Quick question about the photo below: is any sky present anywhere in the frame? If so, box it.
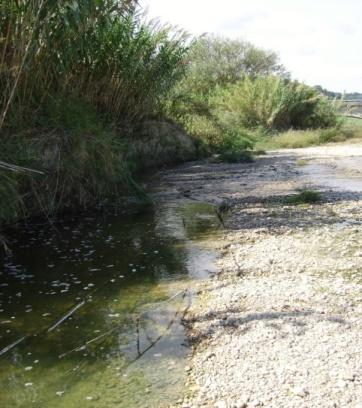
[141,0,362,93]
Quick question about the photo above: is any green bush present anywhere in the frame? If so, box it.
[214,127,254,162]
[166,37,338,156]
[211,76,339,132]
[164,35,288,154]
[0,172,25,224]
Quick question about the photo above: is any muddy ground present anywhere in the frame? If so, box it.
[158,143,362,408]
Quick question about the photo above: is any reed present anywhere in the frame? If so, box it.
[0,1,188,228]
[0,0,187,130]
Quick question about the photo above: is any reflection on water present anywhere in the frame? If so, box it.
[0,201,220,407]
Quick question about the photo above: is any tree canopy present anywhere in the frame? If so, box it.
[184,34,289,95]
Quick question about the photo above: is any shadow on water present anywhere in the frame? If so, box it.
[0,200,220,407]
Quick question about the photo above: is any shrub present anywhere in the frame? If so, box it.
[164,35,288,153]
[211,76,339,131]
[214,127,254,162]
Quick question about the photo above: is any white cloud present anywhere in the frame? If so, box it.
[141,0,362,92]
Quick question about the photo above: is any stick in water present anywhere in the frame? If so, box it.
[47,301,85,332]
[0,336,27,357]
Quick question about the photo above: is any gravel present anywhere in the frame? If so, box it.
[169,144,362,408]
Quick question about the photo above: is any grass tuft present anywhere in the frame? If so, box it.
[219,150,254,163]
[284,190,322,205]
[296,159,309,166]
[255,123,362,150]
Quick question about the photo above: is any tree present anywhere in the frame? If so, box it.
[184,34,289,95]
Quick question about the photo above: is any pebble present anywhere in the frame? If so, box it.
[180,147,362,407]
[214,401,227,408]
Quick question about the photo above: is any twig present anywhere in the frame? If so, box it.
[141,289,186,313]
[136,316,141,356]
[0,336,27,356]
[58,327,120,359]
[57,290,190,361]
[47,301,85,333]
[126,290,190,367]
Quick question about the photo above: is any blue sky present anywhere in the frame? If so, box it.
[142,0,362,92]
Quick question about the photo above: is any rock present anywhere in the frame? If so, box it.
[292,386,309,397]
[233,398,249,408]
[214,401,227,408]
[203,352,216,362]
[341,372,356,381]
[249,400,263,407]
[335,379,348,388]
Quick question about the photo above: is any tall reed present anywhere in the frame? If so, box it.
[0,1,189,228]
[0,0,188,130]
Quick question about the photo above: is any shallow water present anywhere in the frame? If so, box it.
[302,157,362,192]
[0,201,220,407]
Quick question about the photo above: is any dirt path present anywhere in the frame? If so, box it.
[159,143,362,408]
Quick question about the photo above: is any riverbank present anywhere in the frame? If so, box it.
[162,143,362,407]
[0,119,199,239]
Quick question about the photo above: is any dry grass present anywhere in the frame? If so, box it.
[255,121,362,150]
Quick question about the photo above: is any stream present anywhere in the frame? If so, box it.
[0,198,220,407]
[300,153,362,193]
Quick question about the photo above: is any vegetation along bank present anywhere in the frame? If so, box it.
[1,0,361,235]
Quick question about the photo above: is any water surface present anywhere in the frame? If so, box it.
[301,156,362,193]
[0,200,219,407]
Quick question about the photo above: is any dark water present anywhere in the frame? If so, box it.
[0,201,220,407]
